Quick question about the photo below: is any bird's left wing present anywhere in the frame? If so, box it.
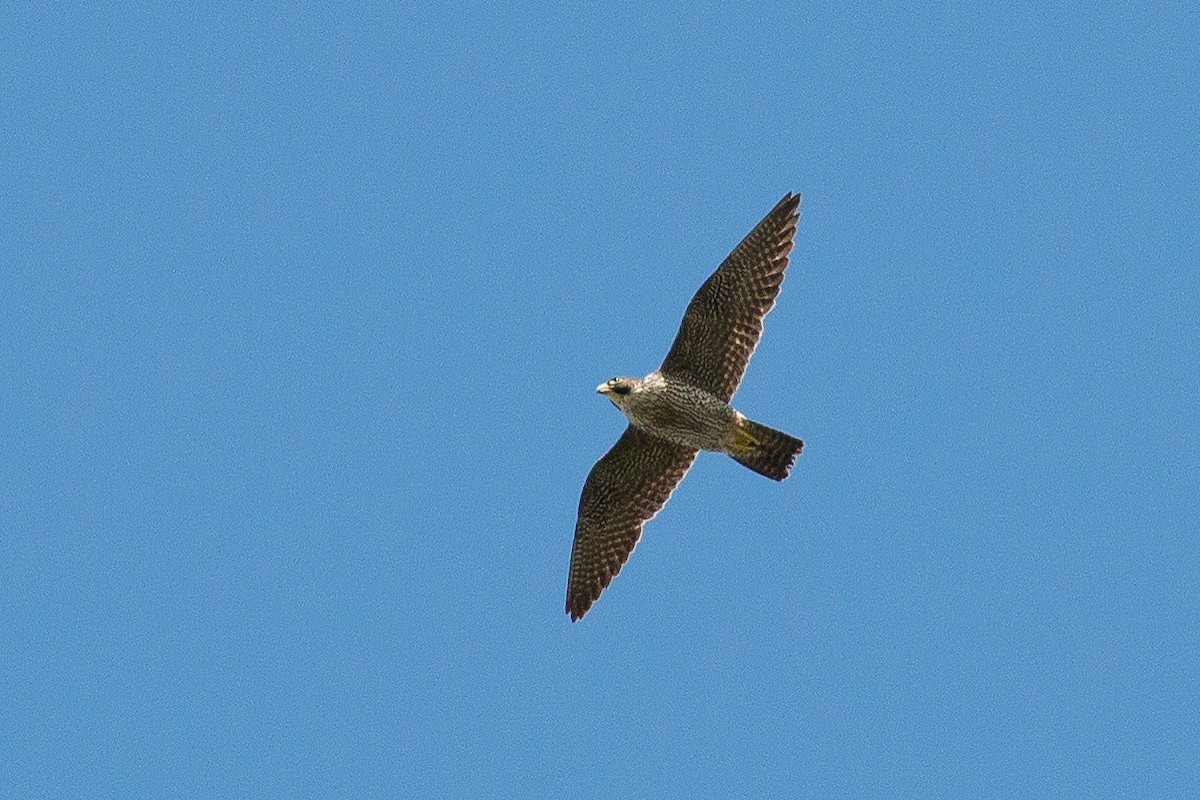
[659,192,801,402]
[566,426,697,621]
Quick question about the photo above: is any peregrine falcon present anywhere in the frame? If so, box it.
[566,192,804,621]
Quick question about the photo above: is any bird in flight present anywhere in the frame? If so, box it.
[566,193,804,621]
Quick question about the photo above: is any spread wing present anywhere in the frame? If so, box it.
[659,192,801,402]
[566,426,697,621]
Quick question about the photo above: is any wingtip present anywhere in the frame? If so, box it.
[565,584,594,622]
[566,600,589,622]
[778,191,802,216]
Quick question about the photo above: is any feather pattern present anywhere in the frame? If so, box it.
[659,193,801,402]
[566,426,696,621]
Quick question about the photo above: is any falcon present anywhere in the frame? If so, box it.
[566,192,804,621]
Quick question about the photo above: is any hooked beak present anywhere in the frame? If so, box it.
[596,382,611,395]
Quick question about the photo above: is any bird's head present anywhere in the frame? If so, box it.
[596,376,637,408]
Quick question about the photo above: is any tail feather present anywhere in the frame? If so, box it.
[728,418,803,481]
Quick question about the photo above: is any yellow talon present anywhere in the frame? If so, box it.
[730,422,761,451]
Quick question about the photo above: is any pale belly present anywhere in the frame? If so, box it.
[625,386,737,452]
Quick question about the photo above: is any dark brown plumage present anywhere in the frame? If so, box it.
[660,192,801,402]
[566,193,802,621]
[565,427,696,621]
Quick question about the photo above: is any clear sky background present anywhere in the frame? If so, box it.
[3,3,1198,798]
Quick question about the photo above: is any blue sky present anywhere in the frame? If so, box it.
[3,2,1198,797]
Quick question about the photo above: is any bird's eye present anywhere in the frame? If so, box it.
[612,384,630,396]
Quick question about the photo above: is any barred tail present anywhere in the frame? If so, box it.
[728,418,804,481]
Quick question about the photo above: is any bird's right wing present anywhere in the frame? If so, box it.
[659,193,801,402]
[566,426,697,621]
